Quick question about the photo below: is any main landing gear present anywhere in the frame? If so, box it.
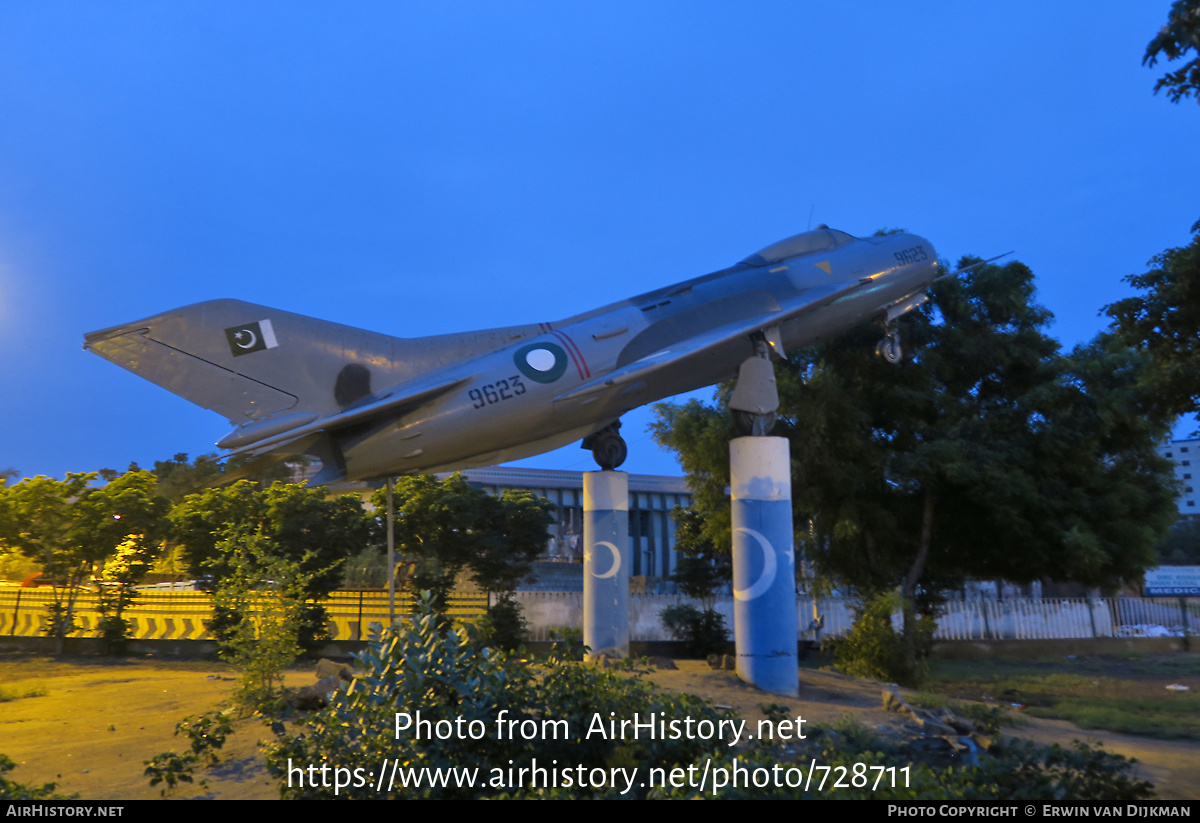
[583,420,627,471]
[729,331,780,437]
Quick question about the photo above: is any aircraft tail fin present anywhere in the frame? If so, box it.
[85,299,545,446]
[84,299,433,427]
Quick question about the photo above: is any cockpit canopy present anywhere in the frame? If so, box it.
[740,227,857,267]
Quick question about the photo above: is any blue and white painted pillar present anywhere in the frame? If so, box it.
[730,436,798,695]
[583,470,629,660]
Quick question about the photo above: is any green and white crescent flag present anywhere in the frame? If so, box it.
[224,319,278,357]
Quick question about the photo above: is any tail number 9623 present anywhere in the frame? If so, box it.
[893,245,928,265]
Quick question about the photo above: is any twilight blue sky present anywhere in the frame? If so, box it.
[1,2,1197,481]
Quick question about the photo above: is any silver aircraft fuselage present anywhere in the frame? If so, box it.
[85,227,937,484]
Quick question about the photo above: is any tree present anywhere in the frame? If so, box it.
[668,507,732,613]
[0,470,169,654]
[660,507,731,657]
[370,475,485,612]
[369,476,553,642]
[1105,223,1200,425]
[654,258,1176,683]
[149,453,225,505]
[149,452,309,505]
[1156,517,1200,565]
[171,480,369,650]
[209,528,316,709]
[1145,0,1200,104]
[469,489,555,597]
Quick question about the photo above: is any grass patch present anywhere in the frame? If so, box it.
[927,654,1200,740]
[0,683,47,702]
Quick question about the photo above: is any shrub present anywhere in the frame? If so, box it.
[660,603,729,658]
[651,724,1155,800]
[548,626,586,661]
[176,711,235,765]
[836,590,933,687]
[208,530,318,710]
[144,711,235,796]
[476,594,528,652]
[264,594,731,798]
[143,751,198,797]
[0,754,70,800]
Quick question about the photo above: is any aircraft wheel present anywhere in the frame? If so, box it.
[876,336,902,364]
[733,409,777,437]
[591,431,627,471]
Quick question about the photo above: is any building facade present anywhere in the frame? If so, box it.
[448,467,694,578]
[1157,439,1200,516]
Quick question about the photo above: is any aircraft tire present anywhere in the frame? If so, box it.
[591,431,627,471]
[733,409,777,437]
[876,336,902,364]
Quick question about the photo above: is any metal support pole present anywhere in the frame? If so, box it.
[1180,596,1191,651]
[356,589,364,642]
[387,477,396,626]
[731,436,799,696]
[11,587,21,636]
[583,470,629,660]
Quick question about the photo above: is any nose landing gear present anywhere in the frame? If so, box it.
[876,322,903,364]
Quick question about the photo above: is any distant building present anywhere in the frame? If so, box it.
[1156,439,1200,516]
[447,466,694,578]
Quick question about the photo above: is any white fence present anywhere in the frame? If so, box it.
[511,593,1198,642]
[2,587,1192,644]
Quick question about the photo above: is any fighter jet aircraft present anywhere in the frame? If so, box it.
[84,226,948,485]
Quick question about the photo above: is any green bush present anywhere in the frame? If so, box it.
[835,590,933,687]
[264,594,731,798]
[651,724,1155,800]
[476,595,528,653]
[0,754,70,800]
[548,626,586,660]
[209,530,318,710]
[143,751,198,797]
[176,711,235,765]
[660,603,729,658]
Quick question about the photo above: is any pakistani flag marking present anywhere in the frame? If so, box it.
[225,319,279,357]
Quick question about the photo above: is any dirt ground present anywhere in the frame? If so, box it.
[2,652,1198,800]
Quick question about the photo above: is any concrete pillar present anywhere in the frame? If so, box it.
[583,470,629,659]
[731,436,799,696]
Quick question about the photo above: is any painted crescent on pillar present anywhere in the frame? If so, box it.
[733,527,777,601]
[587,540,621,579]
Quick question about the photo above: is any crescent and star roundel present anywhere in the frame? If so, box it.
[513,341,569,383]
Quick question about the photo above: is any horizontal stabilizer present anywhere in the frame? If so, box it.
[223,374,471,455]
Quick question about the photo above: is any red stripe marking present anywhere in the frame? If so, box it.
[551,329,590,379]
[549,330,584,379]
